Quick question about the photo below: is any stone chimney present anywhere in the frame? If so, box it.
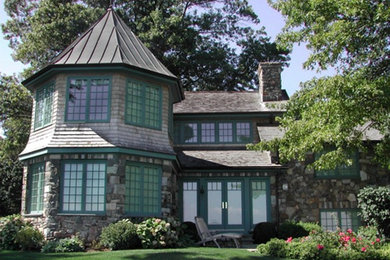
[258,62,288,102]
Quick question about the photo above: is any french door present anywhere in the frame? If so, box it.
[181,178,270,233]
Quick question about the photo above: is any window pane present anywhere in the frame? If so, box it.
[144,86,161,128]
[218,123,233,142]
[85,163,106,212]
[126,81,143,125]
[35,84,54,129]
[320,211,339,232]
[236,122,251,143]
[183,182,197,222]
[28,163,45,213]
[201,123,215,143]
[89,79,109,121]
[125,163,161,215]
[62,163,83,212]
[183,123,198,143]
[341,211,360,232]
[67,79,87,121]
[252,181,267,224]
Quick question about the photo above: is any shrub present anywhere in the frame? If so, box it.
[278,221,322,239]
[0,214,31,250]
[137,217,183,249]
[261,238,288,258]
[252,222,277,244]
[286,240,322,260]
[15,226,44,251]
[358,225,380,241]
[100,219,140,250]
[180,222,198,245]
[54,236,84,252]
[358,186,390,237]
[41,240,58,253]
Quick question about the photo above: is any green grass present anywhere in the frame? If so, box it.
[0,247,282,260]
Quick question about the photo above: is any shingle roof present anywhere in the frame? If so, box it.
[258,126,285,142]
[177,150,281,169]
[173,91,286,114]
[51,8,176,79]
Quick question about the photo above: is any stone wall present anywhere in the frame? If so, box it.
[277,150,390,223]
[258,62,288,102]
[22,152,177,242]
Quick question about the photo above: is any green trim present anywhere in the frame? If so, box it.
[175,121,253,144]
[315,150,360,179]
[26,162,45,214]
[59,160,107,215]
[65,76,112,123]
[23,65,177,89]
[19,147,176,161]
[34,82,55,130]
[125,79,162,130]
[125,161,162,217]
[182,168,284,173]
[319,209,361,232]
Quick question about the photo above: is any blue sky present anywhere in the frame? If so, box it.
[0,0,335,96]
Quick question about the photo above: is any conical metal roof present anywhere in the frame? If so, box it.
[51,7,176,79]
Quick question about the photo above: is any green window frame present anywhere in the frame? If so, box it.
[320,209,361,232]
[65,77,111,122]
[315,150,359,179]
[27,163,45,214]
[125,79,162,129]
[60,161,106,214]
[125,162,162,216]
[34,83,54,130]
[175,121,252,144]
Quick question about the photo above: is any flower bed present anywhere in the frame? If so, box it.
[257,226,389,259]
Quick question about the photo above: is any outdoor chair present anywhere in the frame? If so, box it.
[194,216,243,248]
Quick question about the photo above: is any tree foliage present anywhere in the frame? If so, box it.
[0,75,32,216]
[250,0,390,170]
[2,0,289,90]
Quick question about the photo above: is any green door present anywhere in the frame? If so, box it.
[181,178,270,233]
[206,180,243,230]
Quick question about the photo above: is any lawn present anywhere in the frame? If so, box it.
[0,247,282,260]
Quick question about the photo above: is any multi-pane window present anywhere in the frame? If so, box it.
[320,209,360,232]
[125,163,161,216]
[125,80,162,129]
[34,83,54,129]
[66,78,110,122]
[61,162,106,213]
[175,121,251,144]
[218,123,233,142]
[315,150,359,178]
[201,123,215,143]
[27,163,45,214]
[182,182,198,222]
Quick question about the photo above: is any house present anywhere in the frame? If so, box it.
[19,8,390,242]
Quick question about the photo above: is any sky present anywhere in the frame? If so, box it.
[0,0,335,96]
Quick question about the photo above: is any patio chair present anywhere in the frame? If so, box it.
[194,216,243,248]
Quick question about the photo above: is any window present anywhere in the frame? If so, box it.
[175,121,252,144]
[315,150,359,178]
[182,182,198,222]
[35,83,54,129]
[27,163,45,214]
[66,78,111,122]
[125,163,161,216]
[125,80,162,129]
[320,209,360,232]
[61,162,106,214]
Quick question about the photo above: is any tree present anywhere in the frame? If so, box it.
[250,0,390,170]
[0,75,32,216]
[2,0,289,90]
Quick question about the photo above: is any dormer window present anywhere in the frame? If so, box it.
[34,83,54,130]
[125,79,162,129]
[65,77,111,122]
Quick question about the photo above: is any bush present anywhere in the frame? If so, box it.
[252,222,277,244]
[0,214,31,250]
[54,236,84,252]
[358,225,380,241]
[137,217,183,249]
[181,222,198,244]
[358,186,390,237]
[257,238,288,258]
[15,226,44,251]
[278,221,322,239]
[41,240,58,253]
[100,219,140,250]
